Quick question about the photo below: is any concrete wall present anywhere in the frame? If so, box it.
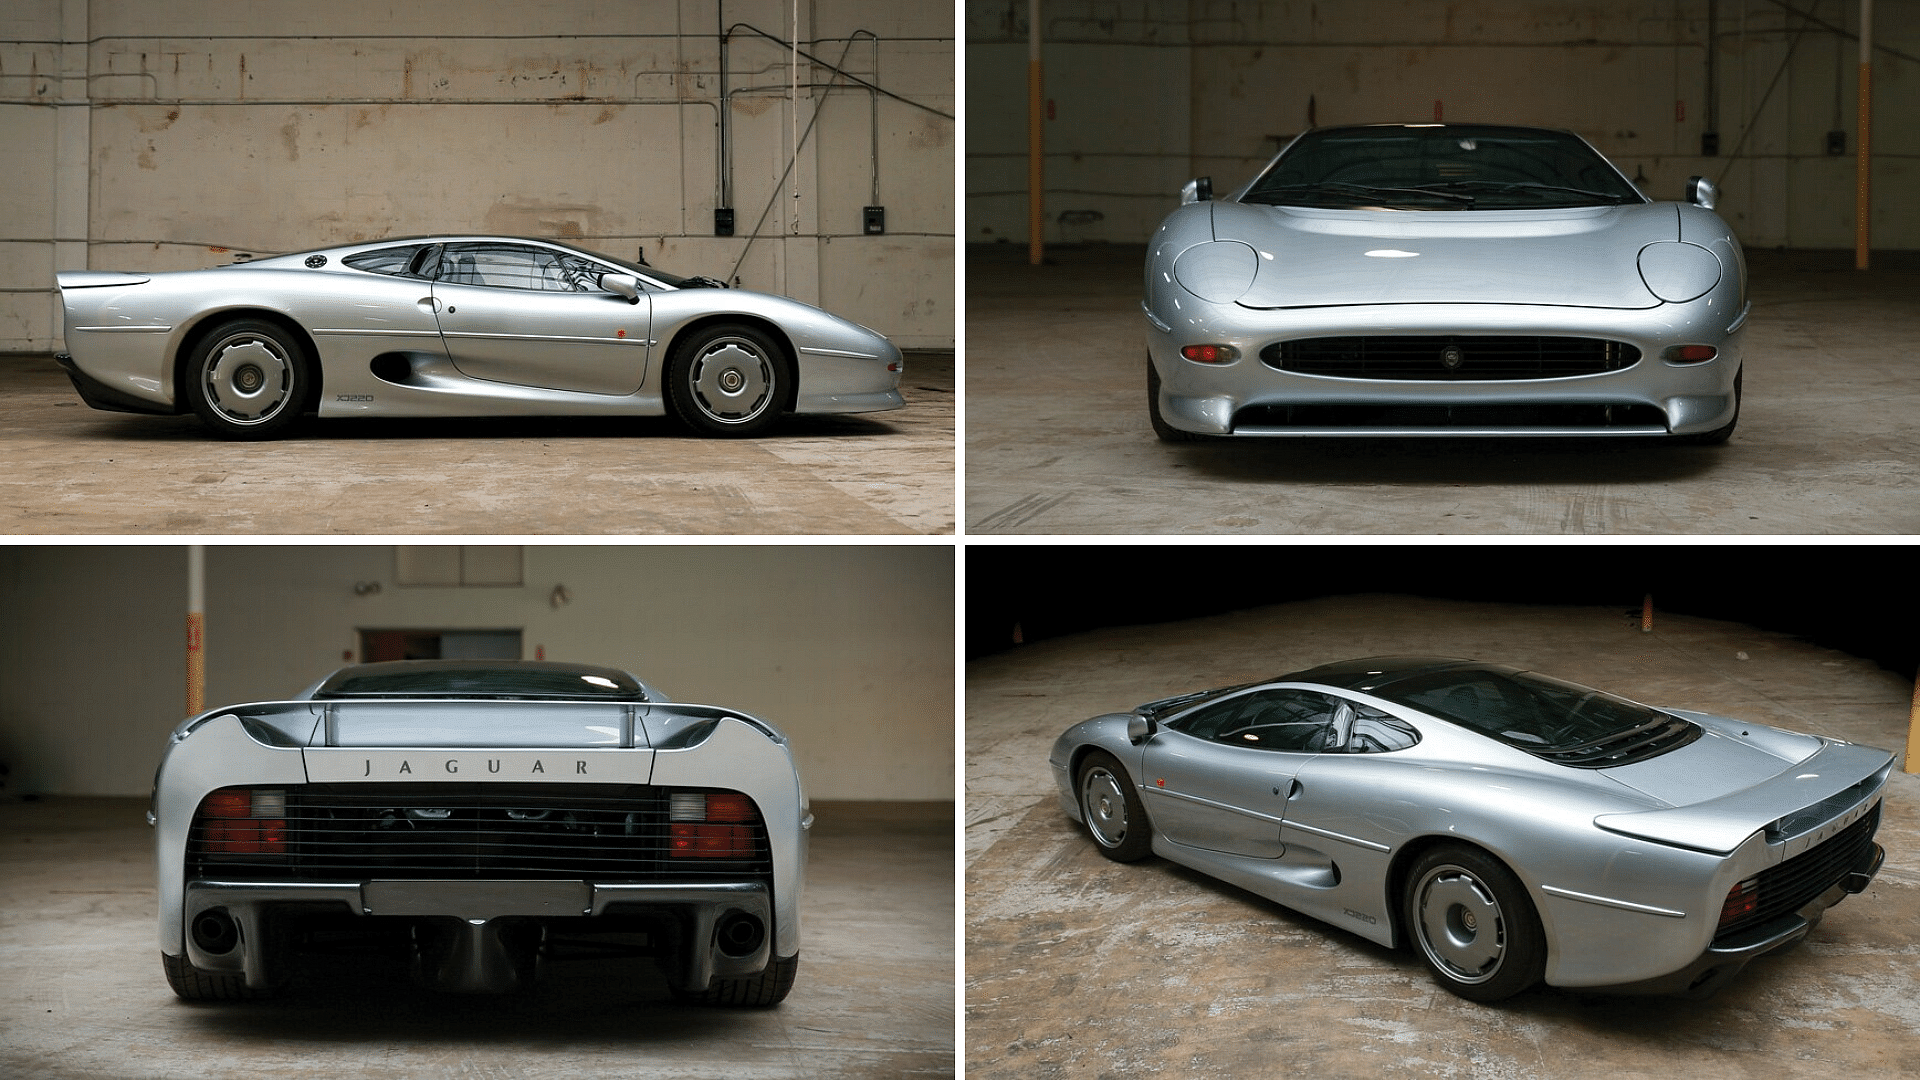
[967,0,1918,250]
[1,0,955,351]
[0,545,955,801]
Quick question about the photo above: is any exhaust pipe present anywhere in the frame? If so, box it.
[191,909,239,955]
[716,912,765,958]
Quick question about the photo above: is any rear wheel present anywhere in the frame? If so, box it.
[1077,751,1153,861]
[673,953,798,1007]
[161,952,282,1002]
[183,319,313,440]
[1682,366,1741,445]
[1403,844,1545,1002]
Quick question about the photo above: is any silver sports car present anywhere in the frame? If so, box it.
[56,236,904,439]
[153,660,809,1004]
[1050,657,1889,1001]
[1145,124,1747,443]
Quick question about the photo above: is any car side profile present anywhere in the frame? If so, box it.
[1051,657,1888,1001]
[57,236,904,439]
[153,660,809,1004]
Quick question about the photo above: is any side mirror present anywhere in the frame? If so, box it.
[1127,713,1158,745]
[1180,176,1213,206]
[604,273,641,304]
[1686,176,1717,210]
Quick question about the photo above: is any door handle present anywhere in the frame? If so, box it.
[416,297,440,313]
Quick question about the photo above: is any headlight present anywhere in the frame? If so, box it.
[1173,241,1259,303]
[1638,242,1721,303]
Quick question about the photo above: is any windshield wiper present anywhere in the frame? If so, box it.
[1247,181,1476,207]
[1414,180,1630,205]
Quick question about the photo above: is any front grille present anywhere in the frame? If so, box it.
[188,783,771,883]
[1539,716,1702,768]
[1231,402,1668,430]
[1715,802,1880,943]
[1263,336,1641,380]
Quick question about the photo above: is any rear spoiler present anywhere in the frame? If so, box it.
[1594,740,1894,854]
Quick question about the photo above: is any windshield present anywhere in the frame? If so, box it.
[313,662,649,701]
[1241,125,1646,211]
[1367,665,1670,752]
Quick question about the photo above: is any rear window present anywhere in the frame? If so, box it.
[314,665,648,701]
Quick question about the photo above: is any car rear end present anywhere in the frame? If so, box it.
[155,698,807,1003]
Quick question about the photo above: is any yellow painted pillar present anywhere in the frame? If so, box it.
[186,545,205,717]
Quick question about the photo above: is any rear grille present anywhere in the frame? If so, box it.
[1715,802,1880,943]
[1262,336,1641,380]
[1231,402,1668,430]
[1539,717,1702,768]
[188,784,771,883]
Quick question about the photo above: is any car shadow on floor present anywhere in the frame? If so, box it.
[1159,436,1729,486]
[71,412,904,443]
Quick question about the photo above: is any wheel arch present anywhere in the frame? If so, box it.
[661,313,800,412]
[171,308,324,413]
[1382,834,1550,955]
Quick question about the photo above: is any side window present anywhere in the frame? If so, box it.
[343,245,428,277]
[1343,704,1420,754]
[439,244,606,292]
[1171,689,1340,753]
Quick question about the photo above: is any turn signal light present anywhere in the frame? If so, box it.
[1718,878,1759,928]
[669,791,760,858]
[1662,344,1719,363]
[199,787,287,855]
[1180,344,1240,364]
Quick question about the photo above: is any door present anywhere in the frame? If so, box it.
[429,242,652,396]
[1139,687,1342,859]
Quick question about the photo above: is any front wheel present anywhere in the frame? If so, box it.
[1147,355,1205,442]
[667,324,790,437]
[1077,751,1153,861]
[1681,366,1741,446]
[1403,844,1545,1002]
[183,319,313,440]
[161,952,282,1002]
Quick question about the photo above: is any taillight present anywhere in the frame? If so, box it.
[1180,344,1240,364]
[1719,877,1759,928]
[668,791,759,858]
[198,787,287,855]
[1662,344,1718,363]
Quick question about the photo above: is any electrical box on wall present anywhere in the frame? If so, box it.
[1701,131,1719,156]
[1827,130,1846,156]
[715,208,735,236]
[864,206,886,235]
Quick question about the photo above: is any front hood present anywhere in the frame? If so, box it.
[1213,200,1678,310]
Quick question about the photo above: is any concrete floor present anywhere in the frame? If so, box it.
[964,245,1920,534]
[0,800,954,1079]
[966,592,1920,1078]
[0,351,953,535]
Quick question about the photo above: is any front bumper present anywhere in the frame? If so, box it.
[1595,841,1885,998]
[1145,300,1746,438]
[181,878,775,993]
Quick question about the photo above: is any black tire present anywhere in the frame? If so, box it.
[1148,354,1204,442]
[1403,844,1546,1002]
[1682,366,1741,446]
[161,951,281,1002]
[1076,750,1154,862]
[673,953,798,1007]
[182,318,313,440]
[666,324,790,437]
